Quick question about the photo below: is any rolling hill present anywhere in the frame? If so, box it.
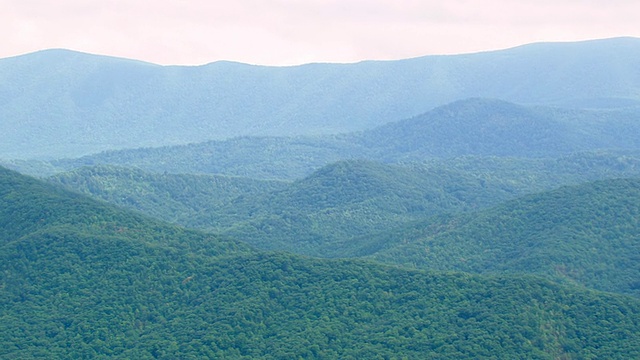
[368,178,640,297]
[358,98,640,159]
[3,166,640,358]
[0,166,250,258]
[49,153,640,258]
[2,37,640,159]
[49,165,288,226]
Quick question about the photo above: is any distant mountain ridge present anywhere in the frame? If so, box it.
[359,98,640,159]
[2,37,640,159]
[46,98,640,180]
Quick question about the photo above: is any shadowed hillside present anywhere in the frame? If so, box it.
[49,165,288,225]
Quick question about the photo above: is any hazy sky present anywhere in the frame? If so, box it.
[3,0,639,65]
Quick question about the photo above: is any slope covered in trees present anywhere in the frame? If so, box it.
[49,165,287,225]
[368,178,640,297]
[49,154,640,258]
[2,166,640,359]
[0,167,248,257]
[2,37,640,159]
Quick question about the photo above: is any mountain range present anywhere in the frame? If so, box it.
[3,166,640,358]
[2,37,640,159]
[31,98,640,182]
[4,37,640,358]
[49,153,640,258]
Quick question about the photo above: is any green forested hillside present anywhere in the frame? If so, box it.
[50,153,640,258]
[49,165,288,225]
[3,167,640,358]
[358,98,573,158]
[47,99,640,181]
[0,166,248,257]
[2,37,640,159]
[5,248,640,359]
[369,178,640,297]
[0,158,61,178]
[216,160,487,255]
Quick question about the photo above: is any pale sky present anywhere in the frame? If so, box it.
[3,0,640,66]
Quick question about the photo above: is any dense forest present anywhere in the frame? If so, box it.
[3,166,640,358]
[367,178,640,296]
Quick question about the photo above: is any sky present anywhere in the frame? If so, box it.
[3,0,640,66]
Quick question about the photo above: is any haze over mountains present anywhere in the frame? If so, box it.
[37,98,640,181]
[4,37,640,357]
[2,37,640,159]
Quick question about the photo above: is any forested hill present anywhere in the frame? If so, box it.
[47,99,640,180]
[357,98,640,159]
[49,154,640,258]
[3,166,640,358]
[0,166,250,257]
[369,177,640,297]
[2,37,640,159]
[49,165,288,225]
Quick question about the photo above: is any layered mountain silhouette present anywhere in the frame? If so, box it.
[5,36,640,358]
[44,98,640,180]
[50,153,640,258]
[2,37,640,159]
